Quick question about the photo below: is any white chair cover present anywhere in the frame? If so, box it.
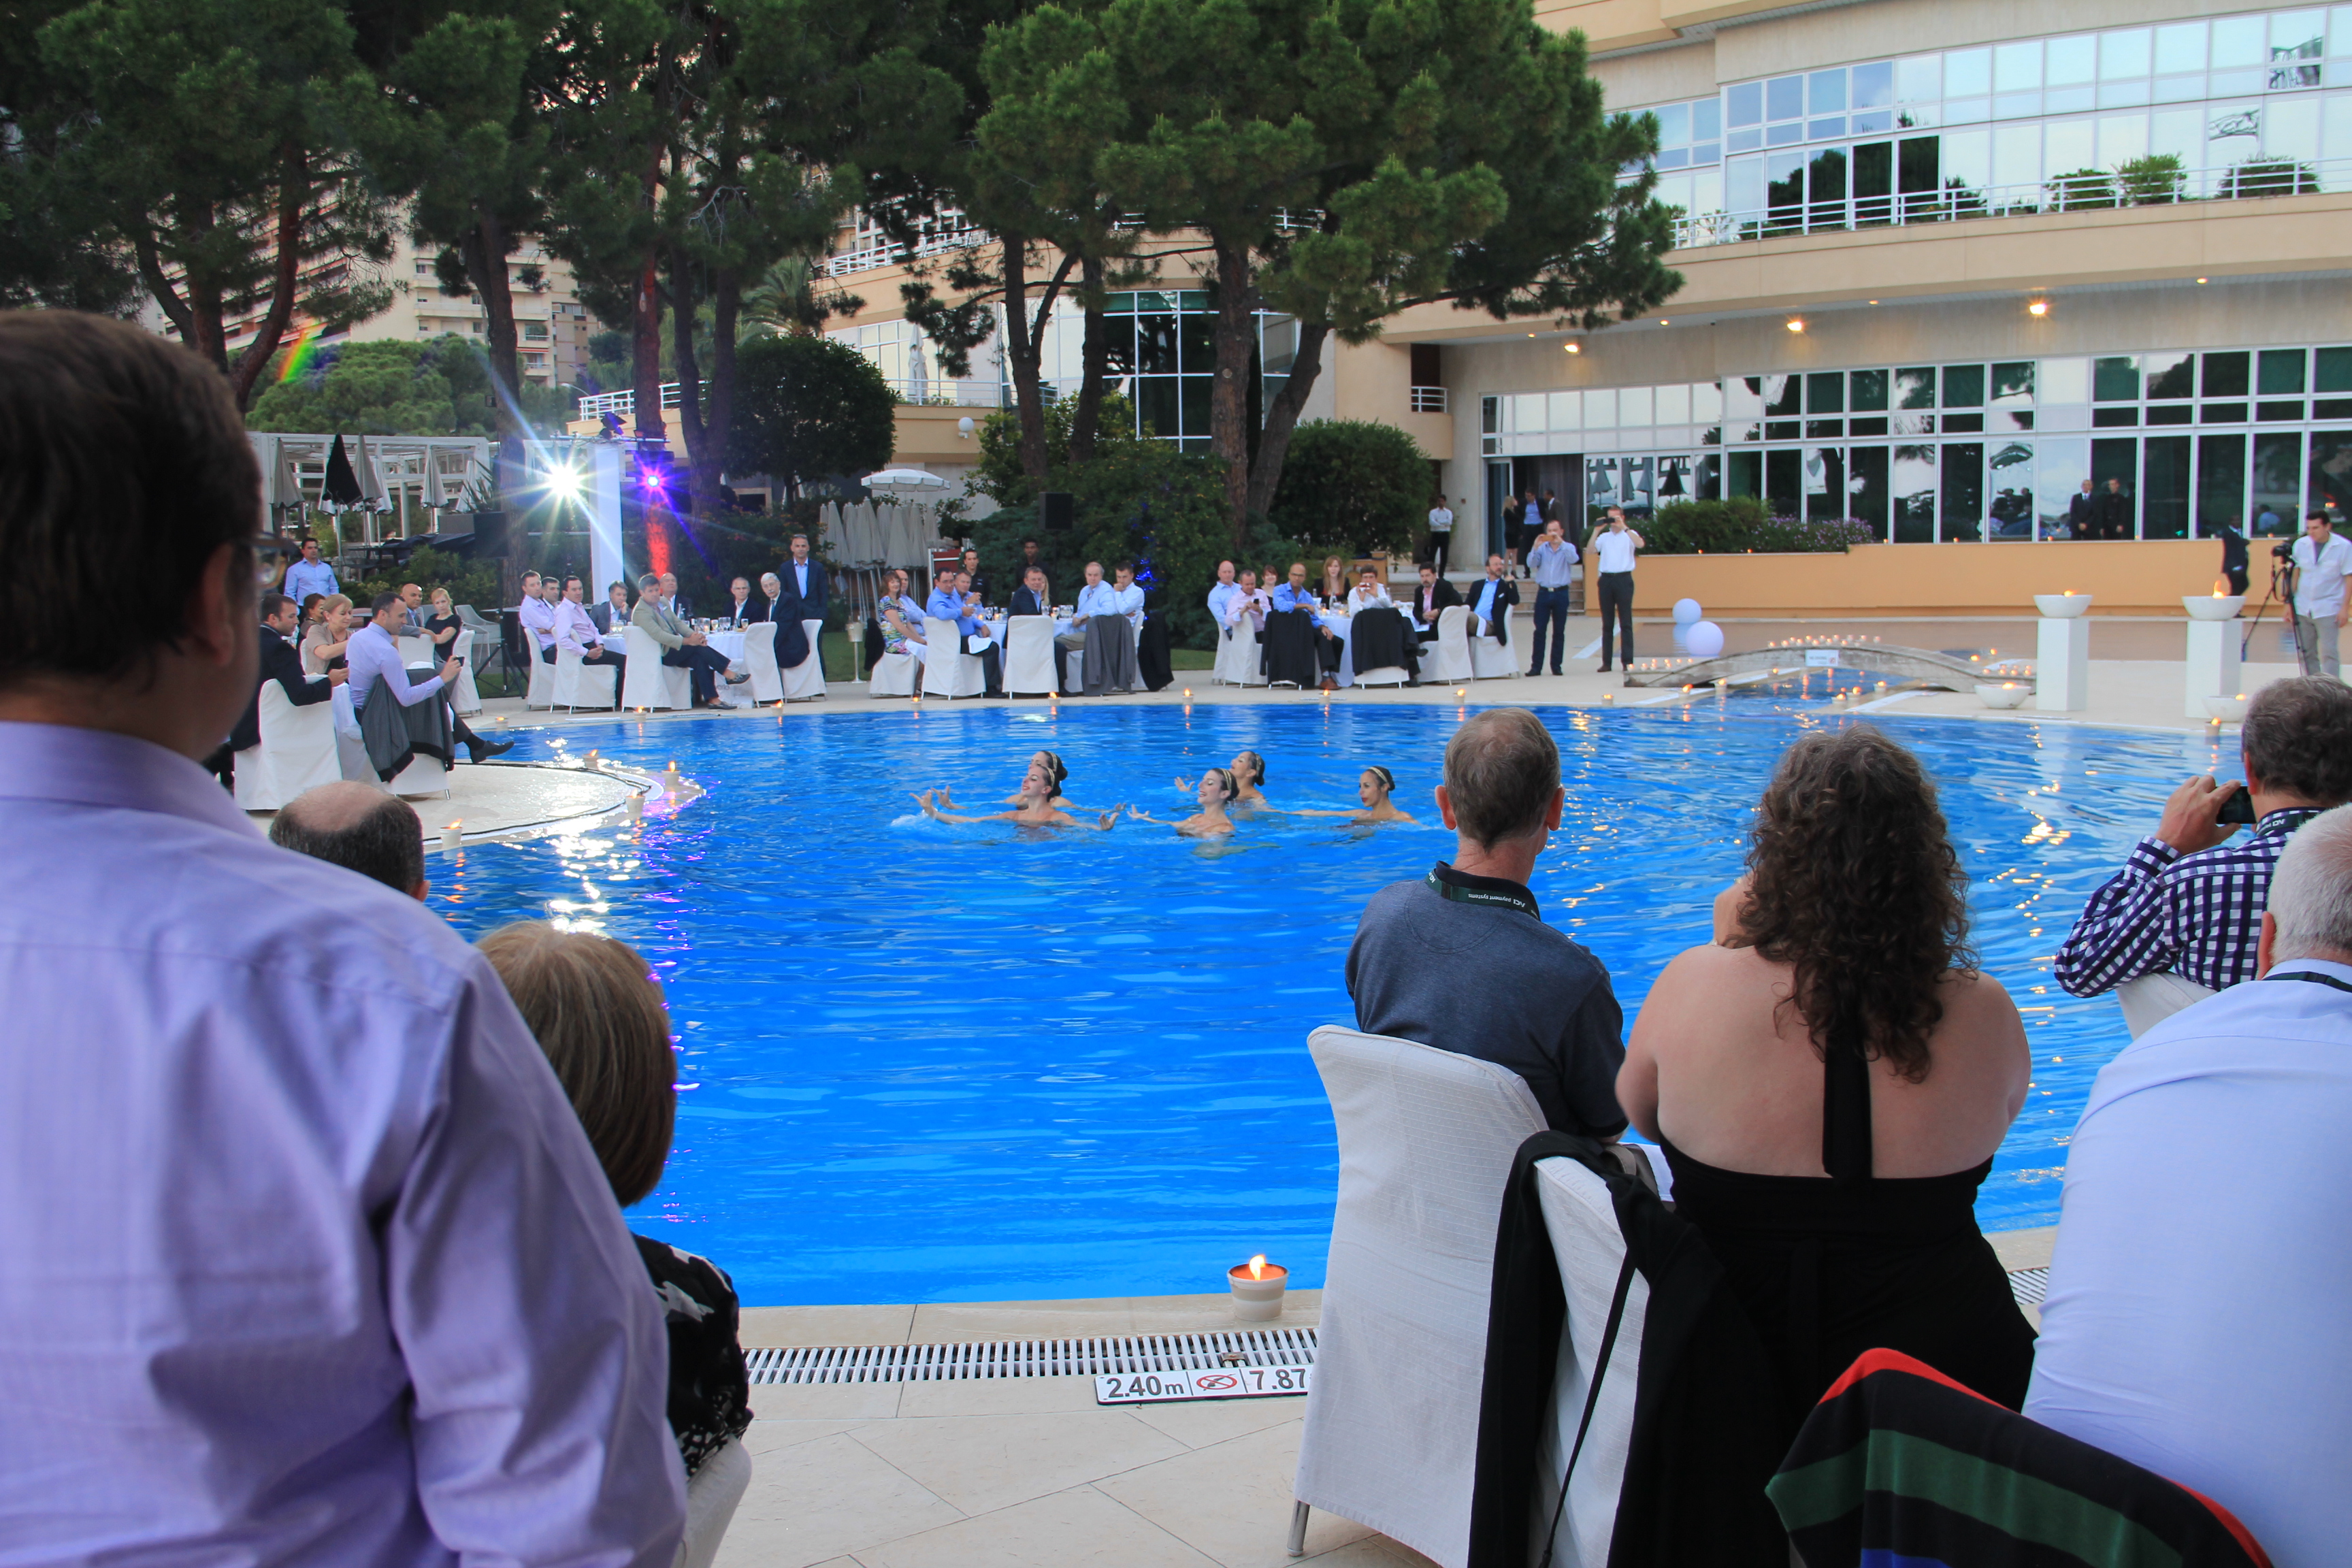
[1213,619,1264,686]
[447,629,482,715]
[621,626,691,710]
[1061,647,1084,693]
[781,617,827,701]
[523,644,556,708]
[2117,972,2217,1038]
[674,1439,753,1568]
[397,633,434,667]
[552,648,617,711]
[1471,603,1517,679]
[1428,606,1475,683]
[1293,1026,1549,1568]
[921,616,985,698]
[1528,1156,1650,1568]
[868,649,918,697]
[390,753,451,800]
[1002,616,1056,696]
[232,680,341,811]
[742,621,784,703]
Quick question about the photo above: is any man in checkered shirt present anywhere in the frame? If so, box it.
[2057,677,2352,1000]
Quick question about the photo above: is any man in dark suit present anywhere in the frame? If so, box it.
[719,576,757,628]
[1010,566,1063,689]
[775,534,828,625]
[2065,479,2096,540]
[1469,553,1518,647]
[213,591,342,787]
[1408,562,1463,645]
[2091,477,2134,540]
[588,581,630,636]
[751,572,786,623]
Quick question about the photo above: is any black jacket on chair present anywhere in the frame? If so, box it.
[230,630,334,753]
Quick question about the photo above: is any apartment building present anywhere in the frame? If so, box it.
[791,0,2351,578]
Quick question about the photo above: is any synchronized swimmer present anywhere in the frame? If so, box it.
[933,750,1078,813]
[1173,750,1269,809]
[1292,766,1416,826]
[1126,770,1240,838]
[915,762,1120,830]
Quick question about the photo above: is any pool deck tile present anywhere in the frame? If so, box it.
[738,1301,917,1348]
[851,1485,1222,1568]
[850,1409,1192,1516]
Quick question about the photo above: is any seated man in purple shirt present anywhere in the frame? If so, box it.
[0,311,685,1568]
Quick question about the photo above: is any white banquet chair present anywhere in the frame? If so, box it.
[1213,619,1264,686]
[781,617,827,701]
[621,626,691,711]
[1290,1026,1548,1568]
[397,633,434,668]
[390,751,451,800]
[868,649,918,697]
[446,629,482,715]
[742,621,785,704]
[232,681,342,811]
[921,616,987,699]
[551,647,618,713]
[1426,605,1475,683]
[675,1437,753,1568]
[1002,616,1057,696]
[1469,602,1517,679]
[523,643,556,708]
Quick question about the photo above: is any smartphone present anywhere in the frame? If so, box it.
[2218,785,2257,825]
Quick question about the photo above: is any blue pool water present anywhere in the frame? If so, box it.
[434,696,2229,1307]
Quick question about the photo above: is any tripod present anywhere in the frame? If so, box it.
[2242,555,2310,672]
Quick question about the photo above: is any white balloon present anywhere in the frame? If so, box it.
[1687,620,1725,659]
[1672,597,1703,625]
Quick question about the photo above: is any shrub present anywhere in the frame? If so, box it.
[2115,153,2185,206]
[2047,168,2117,211]
[2216,158,2319,199]
[347,544,504,613]
[1643,499,1871,555]
[1266,421,1429,559]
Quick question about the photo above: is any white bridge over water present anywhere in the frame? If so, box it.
[1624,637,2031,691]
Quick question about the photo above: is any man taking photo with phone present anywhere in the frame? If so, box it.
[2055,677,2352,1034]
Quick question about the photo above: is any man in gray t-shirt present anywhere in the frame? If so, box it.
[1347,708,1627,1136]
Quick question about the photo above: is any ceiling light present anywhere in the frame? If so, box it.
[1785,318,1805,333]
[2028,299,2049,317]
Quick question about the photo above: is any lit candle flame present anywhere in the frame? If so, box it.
[444,821,462,831]
[1247,1255,1268,1279]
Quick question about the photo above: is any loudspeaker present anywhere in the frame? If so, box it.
[1041,491,1074,533]
[470,510,511,555]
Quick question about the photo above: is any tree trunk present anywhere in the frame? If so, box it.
[632,247,664,442]
[669,235,702,497]
[1068,254,1109,463]
[999,235,1047,485]
[458,210,525,497]
[702,264,740,513]
[1207,238,1259,549]
[227,146,309,412]
[1244,318,1329,522]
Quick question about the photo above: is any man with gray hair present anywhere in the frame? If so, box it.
[270,781,430,900]
[1345,707,1627,1134]
[2025,804,2352,1567]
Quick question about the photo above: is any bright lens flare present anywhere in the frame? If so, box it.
[546,463,585,502]
[1247,1255,1267,1279]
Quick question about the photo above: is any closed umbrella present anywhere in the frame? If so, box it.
[321,434,363,509]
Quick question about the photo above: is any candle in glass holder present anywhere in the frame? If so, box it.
[1228,1255,1288,1321]
[441,821,463,854]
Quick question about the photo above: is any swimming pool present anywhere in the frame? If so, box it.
[437,697,2225,1307]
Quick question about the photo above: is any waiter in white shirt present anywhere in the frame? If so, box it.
[2290,510,2351,677]
[1426,497,1455,574]
[1589,506,1643,679]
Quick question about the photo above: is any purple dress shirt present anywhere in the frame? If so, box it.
[0,723,684,1566]
[348,621,444,713]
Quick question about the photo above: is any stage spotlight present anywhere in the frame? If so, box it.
[545,462,585,502]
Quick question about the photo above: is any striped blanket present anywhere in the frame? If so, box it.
[1769,1349,2271,1567]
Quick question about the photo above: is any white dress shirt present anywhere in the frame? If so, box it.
[348,621,444,711]
[0,723,684,1567]
[1109,581,1146,630]
[554,598,604,656]
[517,593,558,650]
[1591,529,1639,574]
[1427,506,1453,534]
[2025,960,2352,1568]
[1345,585,1393,615]
[2290,532,2351,617]
[1074,581,1122,625]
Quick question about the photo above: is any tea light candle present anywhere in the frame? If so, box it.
[627,795,644,824]
[1228,1255,1288,1321]
[1601,692,1614,704]
[440,821,463,854]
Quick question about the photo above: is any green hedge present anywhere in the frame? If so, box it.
[1638,498,1874,555]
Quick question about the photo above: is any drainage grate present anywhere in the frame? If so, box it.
[745,1328,1318,1386]
[2008,1267,2050,1308]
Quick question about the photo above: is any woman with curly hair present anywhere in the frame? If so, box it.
[1617,724,2036,1431]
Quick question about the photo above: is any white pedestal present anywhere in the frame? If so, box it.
[2183,619,2242,719]
[2036,616,2090,711]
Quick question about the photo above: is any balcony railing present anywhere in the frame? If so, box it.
[1669,156,2341,250]
[576,378,1005,421]
[1409,385,1449,414]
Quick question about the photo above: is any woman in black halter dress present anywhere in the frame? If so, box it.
[1617,725,2038,1440]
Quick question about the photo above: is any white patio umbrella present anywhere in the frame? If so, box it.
[864,467,950,497]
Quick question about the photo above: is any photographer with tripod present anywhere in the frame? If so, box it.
[2286,510,2350,679]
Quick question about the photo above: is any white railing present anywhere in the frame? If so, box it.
[576,378,1004,421]
[825,223,988,277]
[1409,385,1449,414]
[1668,156,2341,250]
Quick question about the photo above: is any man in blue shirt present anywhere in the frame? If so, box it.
[283,537,338,602]
[925,570,1005,696]
[1523,519,1580,676]
[1469,553,1518,654]
[1272,561,1341,689]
